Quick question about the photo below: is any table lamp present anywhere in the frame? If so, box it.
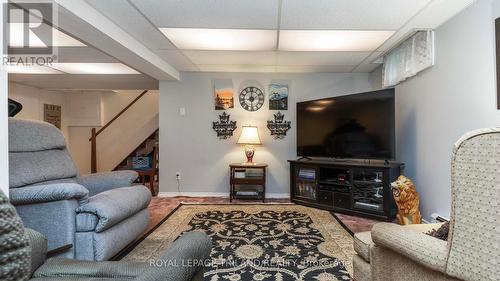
[237,126,262,164]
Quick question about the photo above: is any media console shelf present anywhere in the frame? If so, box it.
[289,159,403,221]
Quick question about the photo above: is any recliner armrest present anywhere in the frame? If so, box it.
[371,223,449,273]
[77,186,151,232]
[77,171,138,196]
[9,183,89,205]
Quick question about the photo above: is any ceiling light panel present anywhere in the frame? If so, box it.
[279,30,395,52]
[7,65,63,74]
[159,28,277,51]
[50,63,139,74]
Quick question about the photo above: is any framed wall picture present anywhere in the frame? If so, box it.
[213,79,235,110]
[269,83,288,110]
[44,104,61,129]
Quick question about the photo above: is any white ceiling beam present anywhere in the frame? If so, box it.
[53,0,179,80]
[57,47,118,63]
[9,73,159,90]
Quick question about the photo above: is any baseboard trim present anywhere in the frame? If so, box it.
[158,192,290,199]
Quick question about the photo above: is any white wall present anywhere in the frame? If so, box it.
[8,82,71,140]
[66,91,104,175]
[0,0,8,196]
[159,72,373,196]
[394,0,500,220]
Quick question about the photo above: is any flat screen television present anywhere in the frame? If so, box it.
[297,89,395,160]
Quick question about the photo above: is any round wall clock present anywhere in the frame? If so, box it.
[239,86,265,112]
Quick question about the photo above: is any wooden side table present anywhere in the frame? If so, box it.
[230,163,267,202]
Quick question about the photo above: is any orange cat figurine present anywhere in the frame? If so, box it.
[391,175,422,225]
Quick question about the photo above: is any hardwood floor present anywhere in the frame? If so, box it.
[146,196,381,235]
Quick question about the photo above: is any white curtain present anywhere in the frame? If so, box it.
[383,30,434,87]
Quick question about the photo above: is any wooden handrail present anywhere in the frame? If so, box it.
[91,128,97,173]
[89,90,149,141]
[90,90,149,173]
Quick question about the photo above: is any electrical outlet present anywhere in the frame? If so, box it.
[175,172,181,180]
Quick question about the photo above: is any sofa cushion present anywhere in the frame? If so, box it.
[9,150,78,188]
[76,186,151,233]
[9,118,67,152]
[0,190,31,281]
[354,231,373,262]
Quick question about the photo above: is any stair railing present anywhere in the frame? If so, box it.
[89,90,149,173]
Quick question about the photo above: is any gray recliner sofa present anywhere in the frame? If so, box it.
[8,118,152,261]
[0,190,212,281]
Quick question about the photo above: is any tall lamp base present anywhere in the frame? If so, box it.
[244,145,255,164]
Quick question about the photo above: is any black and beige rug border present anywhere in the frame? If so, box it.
[123,204,355,280]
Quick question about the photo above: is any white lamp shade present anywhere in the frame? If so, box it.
[237,126,261,145]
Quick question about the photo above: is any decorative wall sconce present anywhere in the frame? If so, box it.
[267,111,291,139]
[212,112,237,139]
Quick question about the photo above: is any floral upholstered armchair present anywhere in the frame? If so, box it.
[353,128,500,281]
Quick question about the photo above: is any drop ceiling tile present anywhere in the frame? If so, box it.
[183,51,276,65]
[86,0,177,49]
[130,0,280,29]
[280,0,432,30]
[196,65,276,73]
[275,65,354,73]
[375,0,475,52]
[154,50,199,71]
[277,51,370,66]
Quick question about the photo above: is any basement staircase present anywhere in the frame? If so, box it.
[89,90,159,195]
[115,129,158,170]
[114,130,159,195]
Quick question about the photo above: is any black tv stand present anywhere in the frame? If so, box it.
[289,159,403,221]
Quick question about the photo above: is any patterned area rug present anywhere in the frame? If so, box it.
[124,204,355,281]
